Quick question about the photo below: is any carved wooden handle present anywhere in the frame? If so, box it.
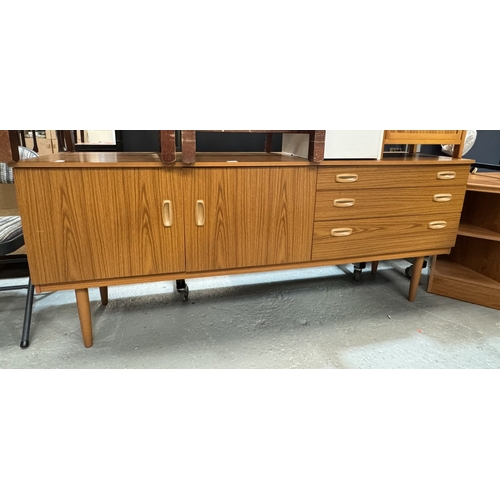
[428,221,447,229]
[162,200,172,227]
[335,174,358,183]
[196,200,205,227]
[436,171,456,180]
[433,194,452,202]
[333,198,356,207]
[330,228,353,237]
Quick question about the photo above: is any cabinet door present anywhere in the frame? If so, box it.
[15,168,185,284]
[183,167,316,272]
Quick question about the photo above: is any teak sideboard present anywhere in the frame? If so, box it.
[12,152,473,347]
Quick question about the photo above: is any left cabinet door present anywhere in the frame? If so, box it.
[15,168,186,284]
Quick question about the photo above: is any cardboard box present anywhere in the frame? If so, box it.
[0,183,18,211]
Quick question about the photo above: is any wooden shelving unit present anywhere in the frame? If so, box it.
[428,172,500,309]
[382,130,466,158]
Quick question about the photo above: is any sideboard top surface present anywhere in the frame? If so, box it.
[11,151,474,169]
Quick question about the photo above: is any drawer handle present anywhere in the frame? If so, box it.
[433,193,452,202]
[162,200,172,227]
[331,228,353,237]
[336,174,358,183]
[428,221,447,230]
[436,171,456,180]
[196,200,205,227]
[333,198,356,207]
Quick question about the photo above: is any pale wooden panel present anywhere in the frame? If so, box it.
[315,185,466,221]
[384,130,464,144]
[317,165,470,191]
[14,168,186,285]
[184,167,317,272]
[312,214,461,262]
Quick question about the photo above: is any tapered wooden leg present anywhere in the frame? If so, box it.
[75,288,93,348]
[408,256,425,302]
[181,130,196,163]
[99,286,109,305]
[371,261,379,275]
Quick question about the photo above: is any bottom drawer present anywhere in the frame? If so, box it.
[312,214,461,261]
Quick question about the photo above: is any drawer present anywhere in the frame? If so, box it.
[317,165,470,191]
[315,185,466,221]
[312,214,461,262]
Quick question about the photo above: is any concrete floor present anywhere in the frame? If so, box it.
[1,260,500,368]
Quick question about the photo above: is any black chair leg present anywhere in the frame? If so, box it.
[20,278,35,348]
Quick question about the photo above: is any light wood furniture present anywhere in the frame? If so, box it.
[428,172,500,309]
[12,152,473,347]
[382,130,467,158]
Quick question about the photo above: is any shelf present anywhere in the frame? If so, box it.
[432,259,500,290]
[467,172,500,193]
[429,259,500,310]
[458,223,500,242]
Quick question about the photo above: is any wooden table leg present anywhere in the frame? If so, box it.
[181,130,196,163]
[159,130,176,163]
[408,256,425,302]
[99,286,109,305]
[75,288,93,347]
[308,130,326,162]
[371,261,379,275]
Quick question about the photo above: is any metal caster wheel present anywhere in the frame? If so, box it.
[405,265,413,279]
[176,279,189,301]
[353,262,366,281]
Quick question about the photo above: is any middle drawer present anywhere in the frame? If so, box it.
[314,185,466,221]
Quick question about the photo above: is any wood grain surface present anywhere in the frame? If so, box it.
[183,167,317,272]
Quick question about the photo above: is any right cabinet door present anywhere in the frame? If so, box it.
[183,167,317,272]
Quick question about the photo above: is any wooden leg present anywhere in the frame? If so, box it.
[265,133,273,153]
[75,288,93,348]
[371,261,379,275]
[99,286,109,305]
[159,130,176,163]
[308,130,326,162]
[181,130,196,164]
[408,256,425,302]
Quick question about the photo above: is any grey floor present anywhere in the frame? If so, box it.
[1,260,499,368]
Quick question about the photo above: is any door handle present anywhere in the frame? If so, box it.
[335,173,358,183]
[196,200,205,227]
[436,171,456,180]
[330,228,353,237]
[162,200,172,227]
[433,194,452,202]
[333,198,356,207]
[428,221,447,229]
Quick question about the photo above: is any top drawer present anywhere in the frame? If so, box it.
[317,165,470,191]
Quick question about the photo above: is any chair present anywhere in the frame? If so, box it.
[0,146,38,348]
